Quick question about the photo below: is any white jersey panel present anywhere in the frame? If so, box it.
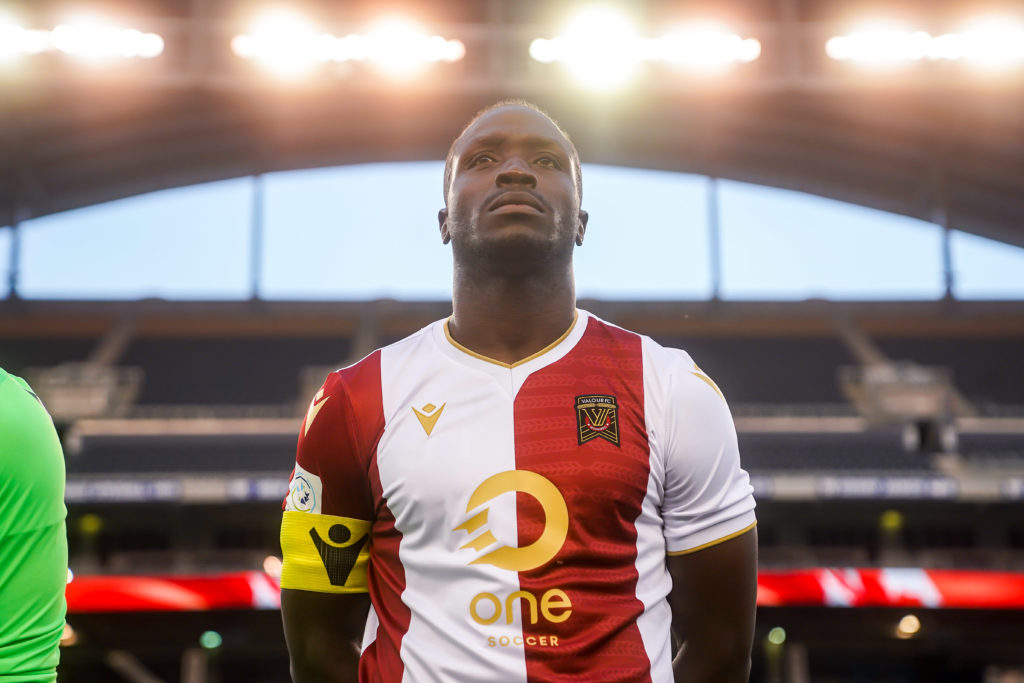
[639,335,756,554]
[377,328,528,683]
[631,466,675,683]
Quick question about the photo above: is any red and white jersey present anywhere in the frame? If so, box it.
[281,310,755,683]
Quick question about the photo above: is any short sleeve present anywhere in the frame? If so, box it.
[280,354,383,594]
[655,351,756,555]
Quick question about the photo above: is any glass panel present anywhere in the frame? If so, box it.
[0,227,10,299]
[719,180,944,300]
[575,165,711,299]
[19,179,253,299]
[951,231,1024,299]
[260,162,452,300]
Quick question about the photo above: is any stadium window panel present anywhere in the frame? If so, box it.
[260,162,453,300]
[951,230,1024,300]
[261,162,710,301]
[0,226,10,298]
[574,165,711,299]
[19,179,253,300]
[718,180,945,300]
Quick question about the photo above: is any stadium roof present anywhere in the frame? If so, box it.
[2,0,1023,248]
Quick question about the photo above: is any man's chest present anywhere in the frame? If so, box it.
[372,354,656,565]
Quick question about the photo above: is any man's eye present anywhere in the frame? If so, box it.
[471,154,496,165]
[535,156,560,168]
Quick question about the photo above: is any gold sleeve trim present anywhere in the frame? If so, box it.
[667,521,757,557]
[444,311,579,368]
[280,510,371,594]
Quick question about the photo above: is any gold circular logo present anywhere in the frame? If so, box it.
[453,470,568,572]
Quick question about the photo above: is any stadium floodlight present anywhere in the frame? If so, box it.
[363,18,466,77]
[655,22,762,73]
[231,8,321,78]
[0,21,50,60]
[51,23,164,60]
[557,7,642,90]
[827,19,1024,68]
[957,19,1024,70]
[1,15,161,62]
[233,11,465,78]
[530,9,761,88]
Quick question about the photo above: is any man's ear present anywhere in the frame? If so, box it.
[438,208,451,245]
[575,210,588,246]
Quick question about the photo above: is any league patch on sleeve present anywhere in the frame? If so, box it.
[284,463,323,513]
[280,511,371,593]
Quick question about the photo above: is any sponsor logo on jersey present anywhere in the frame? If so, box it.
[454,471,574,643]
[575,394,620,446]
[454,470,568,571]
[411,401,446,436]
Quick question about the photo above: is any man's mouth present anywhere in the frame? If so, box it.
[488,192,545,213]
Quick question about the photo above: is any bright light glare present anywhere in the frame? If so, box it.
[232,9,319,78]
[560,8,641,90]
[896,614,921,639]
[828,19,1024,68]
[52,23,164,60]
[364,18,447,77]
[0,16,162,61]
[767,626,786,645]
[531,11,761,87]
[263,554,283,578]
[657,22,761,72]
[958,19,1024,69]
[0,23,50,59]
[66,568,75,584]
[233,12,465,78]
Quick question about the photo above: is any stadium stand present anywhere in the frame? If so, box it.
[2,300,1021,682]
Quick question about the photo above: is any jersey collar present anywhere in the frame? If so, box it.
[434,310,589,390]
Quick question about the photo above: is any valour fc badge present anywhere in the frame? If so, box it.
[575,394,620,446]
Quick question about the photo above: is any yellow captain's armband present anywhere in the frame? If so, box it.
[280,510,371,593]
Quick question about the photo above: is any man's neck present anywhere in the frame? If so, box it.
[448,267,577,366]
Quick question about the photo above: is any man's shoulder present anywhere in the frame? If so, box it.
[580,311,696,369]
[319,320,443,396]
[580,312,726,404]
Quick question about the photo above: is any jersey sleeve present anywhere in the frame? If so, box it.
[652,348,756,555]
[280,356,382,594]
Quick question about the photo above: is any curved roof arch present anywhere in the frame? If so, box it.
[2,0,1023,247]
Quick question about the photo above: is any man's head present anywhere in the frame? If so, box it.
[442,100,583,205]
[439,100,587,273]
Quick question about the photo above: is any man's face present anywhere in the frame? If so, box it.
[439,106,586,266]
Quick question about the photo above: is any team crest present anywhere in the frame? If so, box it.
[575,394,620,446]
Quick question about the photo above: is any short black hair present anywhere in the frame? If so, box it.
[443,99,582,204]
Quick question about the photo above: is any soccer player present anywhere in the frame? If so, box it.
[280,101,757,682]
[0,368,68,682]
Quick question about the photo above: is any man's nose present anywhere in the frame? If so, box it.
[496,158,537,187]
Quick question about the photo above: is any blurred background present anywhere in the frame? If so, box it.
[1,0,1023,681]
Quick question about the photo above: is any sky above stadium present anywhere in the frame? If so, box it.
[3,162,1023,301]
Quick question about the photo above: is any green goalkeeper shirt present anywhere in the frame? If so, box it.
[0,368,67,682]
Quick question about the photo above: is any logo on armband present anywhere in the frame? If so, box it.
[310,524,370,586]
